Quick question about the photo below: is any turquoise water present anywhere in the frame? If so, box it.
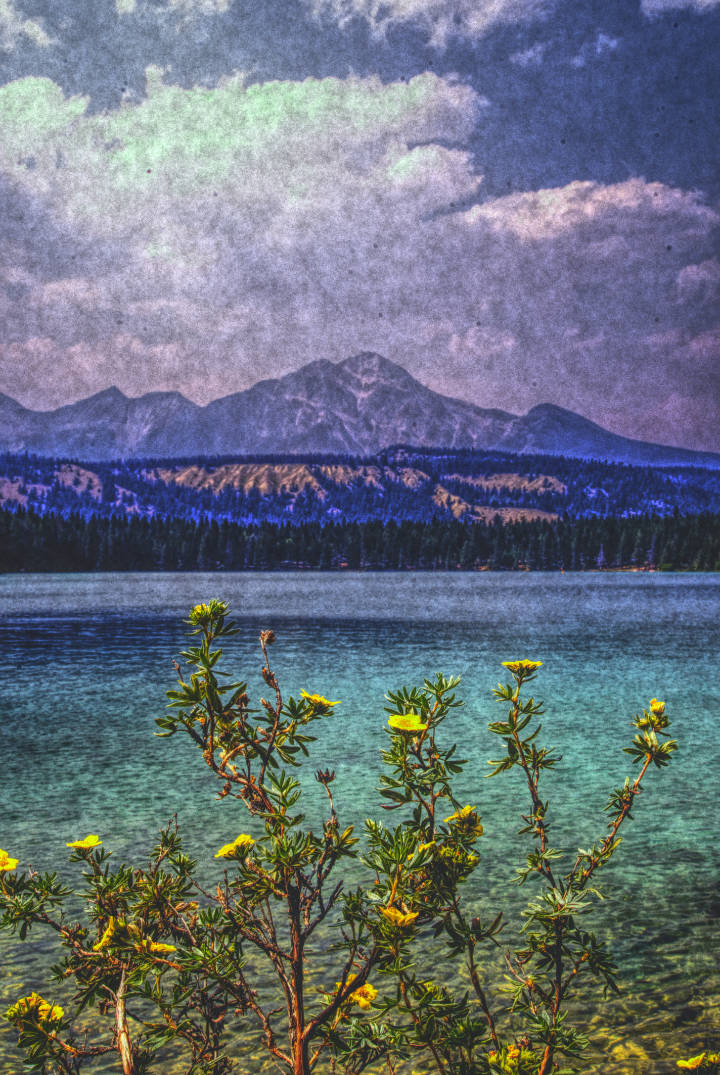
[0,571,718,1072]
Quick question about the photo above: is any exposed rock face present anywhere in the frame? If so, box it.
[1,353,719,467]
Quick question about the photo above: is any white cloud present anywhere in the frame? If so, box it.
[0,71,484,402]
[0,72,482,271]
[0,73,718,446]
[0,0,52,51]
[461,179,717,241]
[306,0,554,45]
[595,32,619,52]
[176,0,230,9]
[166,0,231,16]
[116,0,231,14]
[642,0,720,14]
[448,326,517,357]
[676,259,720,305]
[570,31,619,68]
[510,42,547,66]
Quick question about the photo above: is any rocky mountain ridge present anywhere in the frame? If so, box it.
[2,353,718,468]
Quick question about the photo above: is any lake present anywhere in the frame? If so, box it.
[0,571,718,1072]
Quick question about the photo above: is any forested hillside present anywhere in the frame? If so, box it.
[2,447,720,525]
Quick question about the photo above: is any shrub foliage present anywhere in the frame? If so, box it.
[0,600,687,1074]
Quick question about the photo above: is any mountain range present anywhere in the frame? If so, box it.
[2,353,719,468]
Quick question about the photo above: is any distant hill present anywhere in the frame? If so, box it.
[2,353,719,468]
[2,445,720,526]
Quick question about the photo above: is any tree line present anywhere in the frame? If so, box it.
[1,505,718,571]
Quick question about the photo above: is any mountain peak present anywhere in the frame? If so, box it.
[85,386,128,405]
[526,403,572,417]
[524,403,615,434]
[339,351,415,385]
[292,358,335,378]
[526,402,597,421]
[94,386,126,400]
[0,391,30,413]
[0,359,717,466]
[135,390,194,405]
[51,386,128,416]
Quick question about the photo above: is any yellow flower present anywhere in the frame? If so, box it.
[215,834,255,859]
[502,660,543,676]
[388,713,428,734]
[138,938,177,954]
[380,906,419,929]
[6,993,63,1023]
[188,600,228,625]
[650,698,666,716]
[336,974,378,1010]
[438,847,477,867]
[0,849,18,871]
[93,916,117,951]
[215,842,239,859]
[407,840,435,862]
[66,834,102,849]
[351,982,377,1008]
[444,804,476,823]
[444,805,483,838]
[677,1057,707,1070]
[300,691,340,708]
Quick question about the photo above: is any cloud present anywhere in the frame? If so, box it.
[676,259,720,305]
[570,31,619,68]
[115,0,231,14]
[0,72,480,240]
[509,42,548,66]
[0,334,194,408]
[0,72,718,448]
[554,327,720,448]
[642,0,720,14]
[306,0,554,45]
[0,71,484,335]
[0,171,125,290]
[510,31,619,71]
[0,70,484,400]
[461,179,717,241]
[169,0,231,11]
[0,0,53,51]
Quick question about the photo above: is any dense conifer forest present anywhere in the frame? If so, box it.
[2,447,719,571]
[1,504,718,572]
[1,447,720,523]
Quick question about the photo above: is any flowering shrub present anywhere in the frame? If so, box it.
[0,599,685,1074]
[676,1056,720,1071]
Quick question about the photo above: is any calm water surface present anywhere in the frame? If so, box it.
[0,572,718,1073]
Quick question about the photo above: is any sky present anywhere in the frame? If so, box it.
[0,0,718,450]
